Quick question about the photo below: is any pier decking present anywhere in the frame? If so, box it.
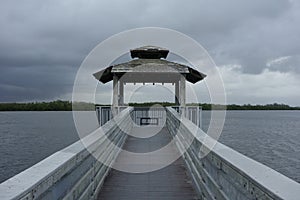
[97,127,197,200]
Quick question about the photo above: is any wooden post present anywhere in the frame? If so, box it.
[180,75,186,116]
[119,80,124,106]
[175,81,179,105]
[113,75,119,109]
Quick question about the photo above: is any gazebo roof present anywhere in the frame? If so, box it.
[93,46,206,84]
[130,45,169,59]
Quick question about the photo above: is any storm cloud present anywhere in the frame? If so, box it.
[0,0,300,105]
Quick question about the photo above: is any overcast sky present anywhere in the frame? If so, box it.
[1,0,300,105]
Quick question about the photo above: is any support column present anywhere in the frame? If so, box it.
[112,75,119,108]
[175,81,179,105]
[179,76,186,107]
[119,80,124,106]
[180,75,186,116]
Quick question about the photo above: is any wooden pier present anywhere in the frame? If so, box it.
[1,46,300,200]
[98,127,197,200]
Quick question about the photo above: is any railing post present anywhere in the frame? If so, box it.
[112,75,119,115]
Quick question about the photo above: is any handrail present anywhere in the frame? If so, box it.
[0,108,133,200]
[166,107,300,200]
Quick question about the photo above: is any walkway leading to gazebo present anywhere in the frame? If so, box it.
[97,127,197,200]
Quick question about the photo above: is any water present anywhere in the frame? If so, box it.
[0,111,299,183]
[203,110,300,183]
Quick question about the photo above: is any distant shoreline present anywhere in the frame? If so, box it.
[0,100,299,111]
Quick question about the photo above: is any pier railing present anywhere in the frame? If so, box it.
[95,106,128,126]
[96,105,202,127]
[166,107,300,200]
[172,106,202,128]
[0,108,133,200]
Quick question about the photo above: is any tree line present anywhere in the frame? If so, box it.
[0,100,95,111]
[128,102,300,110]
[0,101,299,111]
[198,103,300,110]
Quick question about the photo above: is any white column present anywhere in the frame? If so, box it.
[175,81,179,105]
[180,75,186,116]
[119,80,124,106]
[113,75,119,108]
[180,76,186,107]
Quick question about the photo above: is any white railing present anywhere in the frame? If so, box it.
[166,107,300,200]
[96,106,202,128]
[130,107,166,126]
[95,106,128,126]
[172,106,202,128]
[0,108,133,200]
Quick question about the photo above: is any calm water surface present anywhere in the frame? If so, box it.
[0,110,299,183]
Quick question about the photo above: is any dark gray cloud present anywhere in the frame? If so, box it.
[0,0,299,103]
[0,65,76,102]
[209,0,300,74]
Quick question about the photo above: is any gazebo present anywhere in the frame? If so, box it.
[93,46,206,109]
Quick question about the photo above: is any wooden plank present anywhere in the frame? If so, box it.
[97,127,198,200]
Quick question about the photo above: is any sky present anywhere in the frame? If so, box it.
[1,0,300,106]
